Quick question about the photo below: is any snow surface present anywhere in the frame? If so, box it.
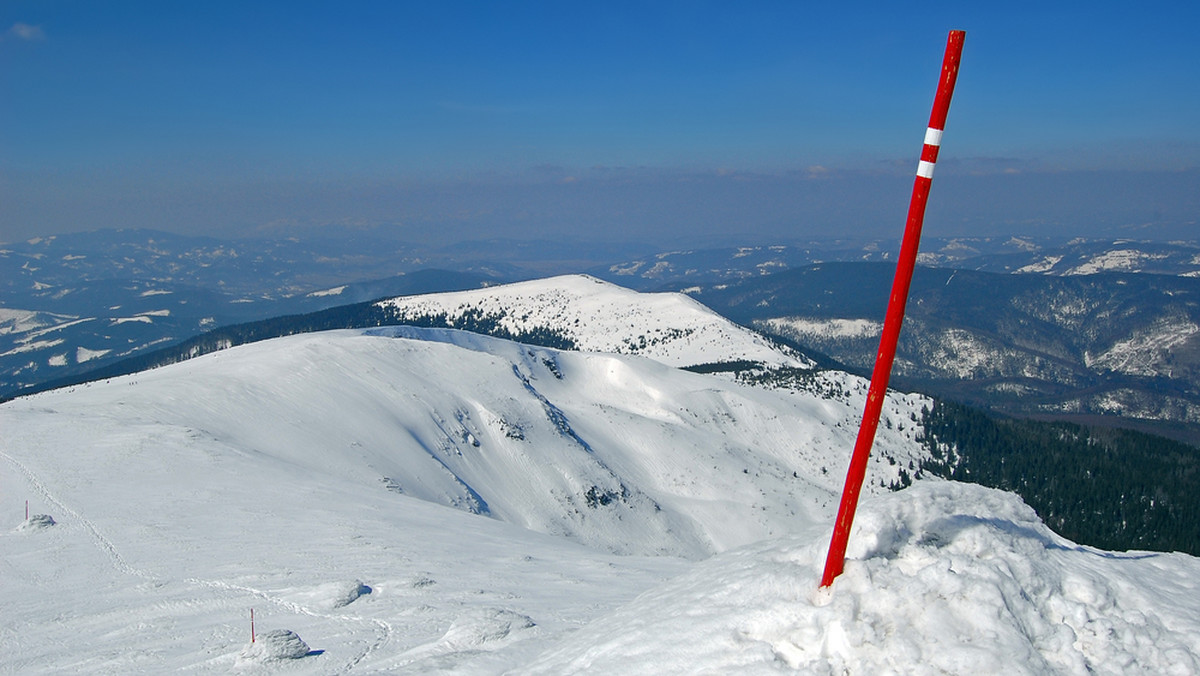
[237,629,313,665]
[2,277,1198,673]
[16,514,56,532]
[527,483,1200,675]
[1017,255,1064,274]
[0,337,65,358]
[1065,250,1168,275]
[761,316,882,340]
[1085,319,1200,377]
[378,274,811,369]
[0,308,69,336]
[309,285,348,298]
[75,345,112,363]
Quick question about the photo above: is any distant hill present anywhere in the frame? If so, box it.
[375,274,811,370]
[0,227,663,396]
[0,258,496,399]
[8,228,1199,401]
[7,275,809,400]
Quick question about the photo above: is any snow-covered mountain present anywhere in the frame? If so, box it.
[967,239,1200,277]
[377,274,811,370]
[3,275,1198,673]
[3,325,914,560]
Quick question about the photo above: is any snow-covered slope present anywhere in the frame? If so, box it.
[0,325,920,672]
[1084,317,1200,377]
[377,274,810,369]
[3,328,918,562]
[3,298,1198,672]
[527,482,1200,675]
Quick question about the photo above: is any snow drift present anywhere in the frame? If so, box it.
[526,482,1200,675]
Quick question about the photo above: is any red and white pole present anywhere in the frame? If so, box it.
[250,608,256,643]
[820,30,965,589]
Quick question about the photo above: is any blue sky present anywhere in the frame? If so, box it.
[2,1,1197,246]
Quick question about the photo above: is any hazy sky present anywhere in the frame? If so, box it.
[2,1,1197,247]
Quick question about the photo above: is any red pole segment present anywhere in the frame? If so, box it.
[820,30,965,589]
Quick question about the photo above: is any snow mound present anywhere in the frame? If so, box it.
[236,629,312,664]
[277,579,371,611]
[328,579,371,609]
[16,514,56,532]
[525,482,1200,675]
[398,608,537,670]
[440,608,536,649]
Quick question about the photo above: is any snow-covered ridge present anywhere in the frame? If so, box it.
[1085,318,1200,377]
[4,327,920,560]
[377,274,811,369]
[3,325,1197,672]
[1064,249,1169,275]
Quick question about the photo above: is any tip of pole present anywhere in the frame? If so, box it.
[809,584,835,607]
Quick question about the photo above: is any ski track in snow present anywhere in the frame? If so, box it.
[1,447,390,673]
[1,448,148,581]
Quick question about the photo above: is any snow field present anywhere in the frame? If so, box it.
[4,324,877,672]
[2,419,687,674]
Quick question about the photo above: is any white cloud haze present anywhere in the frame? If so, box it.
[5,22,45,41]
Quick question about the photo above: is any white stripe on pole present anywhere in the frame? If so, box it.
[923,127,943,146]
[917,160,936,179]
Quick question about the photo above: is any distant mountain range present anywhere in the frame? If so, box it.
[589,238,1200,444]
[676,263,1200,444]
[591,237,1200,290]
[6,227,1200,448]
[0,228,511,396]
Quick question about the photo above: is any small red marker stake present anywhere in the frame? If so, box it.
[820,30,966,589]
[250,608,256,643]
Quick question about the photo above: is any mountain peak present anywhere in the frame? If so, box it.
[378,274,811,369]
